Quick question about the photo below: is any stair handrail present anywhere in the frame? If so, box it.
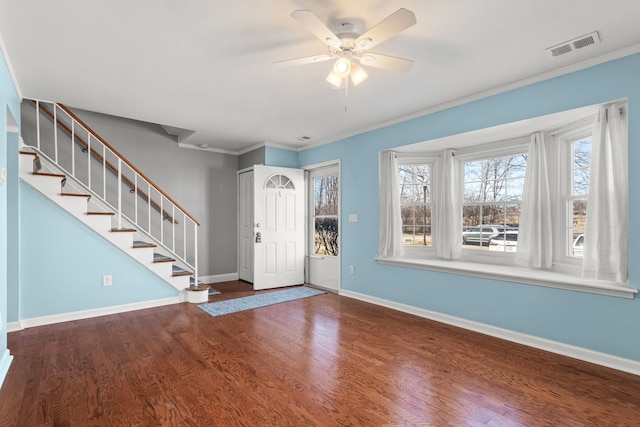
[32,101,180,224]
[58,103,200,226]
[27,98,199,284]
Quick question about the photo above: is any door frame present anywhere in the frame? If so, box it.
[237,166,254,283]
[304,159,341,291]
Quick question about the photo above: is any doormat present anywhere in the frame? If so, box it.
[197,286,325,317]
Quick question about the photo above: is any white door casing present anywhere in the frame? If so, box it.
[238,170,254,283]
[253,165,305,290]
[307,164,340,291]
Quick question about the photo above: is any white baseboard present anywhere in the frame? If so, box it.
[0,349,13,389]
[339,289,640,376]
[199,272,239,284]
[7,296,181,332]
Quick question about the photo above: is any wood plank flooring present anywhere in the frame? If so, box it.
[1,280,639,426]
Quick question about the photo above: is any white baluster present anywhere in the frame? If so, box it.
[36,100,40,150]
[117,158,122,229]
[71,120,75,176]
[148,182,152,235]
[53,104,58,163]
[160,196,164,244]
[134,174,138,224]
[87,134,91,190]
[172,205,175,251]
[194,221,198,286]
[102,146,106,198]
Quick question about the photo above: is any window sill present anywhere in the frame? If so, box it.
[375,257,637,299]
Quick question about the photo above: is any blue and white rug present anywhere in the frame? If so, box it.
[198,286,325,317]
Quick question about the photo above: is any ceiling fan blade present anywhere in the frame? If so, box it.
[360,53,414,72]
[291,10,341,48]
[355,8,416,50]
[274,54,333,68]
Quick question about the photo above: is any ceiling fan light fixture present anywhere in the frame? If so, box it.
[350,62,368,86]
[326,70,343,88]
[333,57,351,78]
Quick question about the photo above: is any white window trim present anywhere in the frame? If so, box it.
[380,102,636,299]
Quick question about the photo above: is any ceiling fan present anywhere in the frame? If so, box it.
[276,8,417,90]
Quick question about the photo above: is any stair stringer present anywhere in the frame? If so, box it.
[19,149,191,297]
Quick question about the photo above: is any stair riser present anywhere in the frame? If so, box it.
[22,173,63,197]
[167,275,190,289]
[148,262,173,277]
[126,246,155,263]
[19,154,37,173]
[79,214,113,232]
[104,231,136,249]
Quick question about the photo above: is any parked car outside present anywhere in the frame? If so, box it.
[462,225,517,246]
[573,234,584,257]
[488,231,518,252]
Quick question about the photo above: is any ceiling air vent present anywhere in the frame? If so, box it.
[546,31,601,57]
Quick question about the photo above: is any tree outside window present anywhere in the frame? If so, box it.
[313,175,339,256]
[569,136,591,257]
[399,163,432,246]
[462,154,527,249]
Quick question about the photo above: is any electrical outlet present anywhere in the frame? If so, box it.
[103,275,112,287]
[349,265,355,274]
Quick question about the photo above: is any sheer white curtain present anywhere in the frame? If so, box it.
[434,149,462,259]
[378,151,404,258]
[582,104,628,284]
[516,132,553,268]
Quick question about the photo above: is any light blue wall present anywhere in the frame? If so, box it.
[265,146,299,168]
[0,47,20,386]
[297,53,640,362]
[18,183,178,319]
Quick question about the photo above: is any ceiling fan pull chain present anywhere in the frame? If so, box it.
[344,77,349,112]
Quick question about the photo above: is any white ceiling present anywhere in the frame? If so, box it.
[1,0,639,154]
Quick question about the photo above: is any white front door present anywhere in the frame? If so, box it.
[238,170,254,283]
[253,165,305,290]
[307,164,340,291]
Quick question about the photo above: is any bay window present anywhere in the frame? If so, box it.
[379,102,633,298]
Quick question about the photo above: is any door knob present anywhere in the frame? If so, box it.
[255,232,262,243]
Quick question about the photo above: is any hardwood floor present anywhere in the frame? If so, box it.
[1,281,639,426]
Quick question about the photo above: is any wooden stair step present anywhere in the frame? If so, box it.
[172,270,192,277]
[87,211,115,216]
[33,172,65,179]
[61,192,91,198]
[133,241,157,249]
[111,228,136,233]
[19,151,37,156]
[172,266,192,277]
[153,253,176,263]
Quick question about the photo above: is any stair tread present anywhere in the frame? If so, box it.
[61,192,91,198]
[19,151,37,156]
[111,228,136,232]
[172,270,192,277]
[172,265,193,277]
[153,253,176,263]
[87,211,115,215]
[133,241,157,249]
[33,172,65,179]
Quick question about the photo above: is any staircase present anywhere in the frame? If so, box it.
[19,100,200,294]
